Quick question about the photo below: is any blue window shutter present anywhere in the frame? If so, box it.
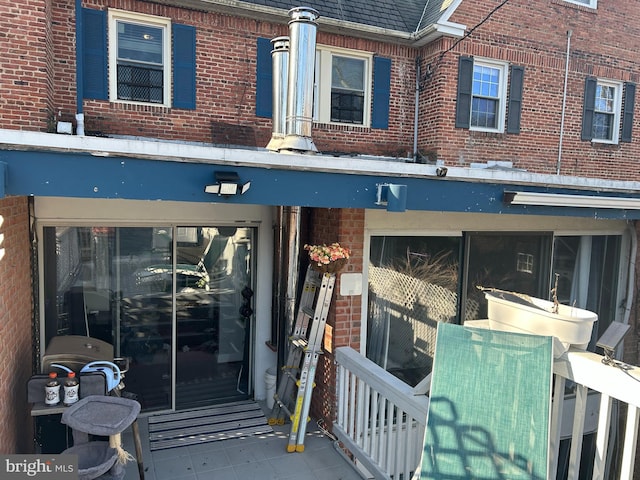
[507,65,524,134]
[621,82,635,143]
[371,56,391,129]
[172,23,196,110]
[455,56,473,128]
[82,8,107,100]
[256,37,273,118]
[581,77,597,141]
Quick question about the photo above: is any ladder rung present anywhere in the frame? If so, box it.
[305,276,322,287]
[290,338,308,349]
[300,306,315,317]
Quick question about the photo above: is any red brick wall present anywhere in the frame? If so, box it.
[0,0,54,131]
[419,0,640,180]
[5,0,640,182]
[34,0,416,156]
[307,208,364,430]
[0,197,34,454]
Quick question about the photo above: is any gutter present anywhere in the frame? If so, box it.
[1,129,640,194]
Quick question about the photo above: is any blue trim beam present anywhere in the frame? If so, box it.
[1,150,639,219]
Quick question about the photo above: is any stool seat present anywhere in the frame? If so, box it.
[61,395,140,436]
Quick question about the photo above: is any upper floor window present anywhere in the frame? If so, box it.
[471,61,507,130]
[581,77,635,144]
[593,81,620,142]
[563,0,597,8]
[455,56,524,134]
[255,38,391,129]
[109,10,171,106]
[315,47,371,126]
[81,8,196,110]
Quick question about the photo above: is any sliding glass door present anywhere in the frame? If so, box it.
[174,226,254,409]
[42,225,255,411]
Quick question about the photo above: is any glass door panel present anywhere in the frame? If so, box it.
[43,225,255,412]
[175,226,254,409]
[43,226,173,411]
[462,232,552,321]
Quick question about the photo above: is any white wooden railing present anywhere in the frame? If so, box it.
[334,346,640,480]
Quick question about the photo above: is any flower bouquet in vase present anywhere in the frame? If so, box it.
[304,243,351,274]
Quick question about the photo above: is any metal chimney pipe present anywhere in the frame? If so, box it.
[279,6,319,154]
[266,36,289,152]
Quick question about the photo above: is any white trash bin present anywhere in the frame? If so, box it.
[265,367,277,409]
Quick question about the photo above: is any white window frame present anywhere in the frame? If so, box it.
[314,46,373,127]
[470,58,509,133]
[592,79,623,144]
[563,0,597,8]
[108,9,172,107]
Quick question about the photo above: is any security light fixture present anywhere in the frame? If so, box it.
[375,183,407,212]
[596,321,631,365]
[205,172,251,197]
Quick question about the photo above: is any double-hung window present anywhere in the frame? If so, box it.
[593,81,620,142]
[329,55,366,124]
[109,10,171,106]
[315,47,371,126]
[471,61,507,130]
[581,77,635,143]
[455,56,523,134]
[81,8,196,109]
[255,38,391,129]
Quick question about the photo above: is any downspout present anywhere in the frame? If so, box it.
[622,223,637,349]
[75,0,85,136]
[273,207,302,372]
[557,30,572,174]
[413,57,420,162]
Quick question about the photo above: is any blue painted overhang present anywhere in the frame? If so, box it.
[1,148,640,220]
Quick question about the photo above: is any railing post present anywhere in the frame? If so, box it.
[592,393,613,480]
[620,406,639,479]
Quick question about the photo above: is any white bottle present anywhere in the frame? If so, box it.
[63,372,79,406]
[44,372,60,406]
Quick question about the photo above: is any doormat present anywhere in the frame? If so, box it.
[148,400,273,451]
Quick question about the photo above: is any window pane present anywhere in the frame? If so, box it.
[471,97,498,128]
[552,235,620,348]
[472,65,500,98]
[117,21,163,65]
[331,56,364,91]
[595,85,615,113]
[593,112,613,140]
[367,236,461,386]
[463,233,551,321]
[117,64,164,103]
[331,91,364,123]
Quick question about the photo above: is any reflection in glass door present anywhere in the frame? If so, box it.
[174,226,254,409]
[43,225,255,412]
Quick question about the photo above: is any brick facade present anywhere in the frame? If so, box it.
[0,197,34,453]
[2,0,639,181]
[32,0,415,157]
[420,0,640,178]
[307,208,364,431]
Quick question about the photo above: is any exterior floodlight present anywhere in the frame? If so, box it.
[205,172,250,197]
